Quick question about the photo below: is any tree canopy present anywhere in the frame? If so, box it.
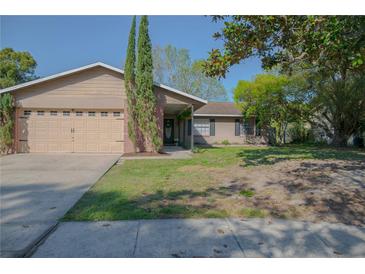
[0,47,37,89]
[234,73,308,144]
[0,48,37,153]
[153,45,227,101]
[204,16,364,78]
[204,16,365,146]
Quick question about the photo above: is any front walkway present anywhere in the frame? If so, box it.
[32,218,365,258]
[118,146,192,162]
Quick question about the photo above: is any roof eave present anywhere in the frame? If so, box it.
[0,62,207,105]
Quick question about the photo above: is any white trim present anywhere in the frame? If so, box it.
[194,114,243,117]
[155,82,207,104]
[0,62,207,104]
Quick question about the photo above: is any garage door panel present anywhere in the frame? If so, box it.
[61,120,73,128]
[86,120,98,129]
[111,142,123,153]
[17,109,124,154]
[112,132,123,140]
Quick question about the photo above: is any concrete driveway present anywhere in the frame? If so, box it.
[0,153,120,257]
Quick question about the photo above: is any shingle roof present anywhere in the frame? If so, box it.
[194,102,242,117]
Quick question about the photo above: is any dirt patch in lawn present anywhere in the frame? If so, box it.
[134,159,365,225]
[209,159,365,226]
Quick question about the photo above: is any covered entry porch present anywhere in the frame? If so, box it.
[155,84,207,150]
[162,103,194,149]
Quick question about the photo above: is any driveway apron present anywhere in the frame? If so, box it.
[0,153,120,257]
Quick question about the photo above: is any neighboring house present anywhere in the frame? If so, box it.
[0,62,264,154]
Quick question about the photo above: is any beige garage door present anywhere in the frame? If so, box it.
[17,109,124,153]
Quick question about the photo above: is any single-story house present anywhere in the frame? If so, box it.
[0,62,264,154]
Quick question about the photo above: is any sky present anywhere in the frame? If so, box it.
[0,16,263,100]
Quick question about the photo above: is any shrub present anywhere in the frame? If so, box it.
[192,147,204,153]
[0,93,14,154]
[221,139,230,145]
[288,122,314,144]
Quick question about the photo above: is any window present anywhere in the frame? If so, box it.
[24,110,31,116]
[101,112,108,117]
[50,111,58,116]
[210,119,215,136]
[193,119,210,136]
[88,111,96,117]
[63,111,70,116]
[242,119,255,135]
[76,111,83,116]
[235,119,241,136]
[37,111,45,116]
[113,112,120,117]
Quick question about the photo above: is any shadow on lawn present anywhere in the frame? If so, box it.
[63,180,258,221]
[264,161,365,225]
[236,145,365,167]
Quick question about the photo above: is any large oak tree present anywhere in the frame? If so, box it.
[204,16,365,146]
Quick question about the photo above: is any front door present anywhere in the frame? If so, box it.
[163,119,174,145]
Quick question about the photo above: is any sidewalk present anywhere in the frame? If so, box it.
[31,218,365,258]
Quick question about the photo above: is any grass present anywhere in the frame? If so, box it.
[239,189,255,197]
[63,144,364,221]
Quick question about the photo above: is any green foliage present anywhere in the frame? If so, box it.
[240,208,267,218]
[176,108,191,121]
[136,16,162,152]
[239,189,255,197]
[0,48,37,153]
[287,121,314,144]
[124,16,138,148]
[0,48,37,88]
[221,139,230,145]
[63,145,363,221]
[0,93,14,153]
[205,16,364,78]
[309,71,365,146]
[205,16,365,146]
[153,45,227,101]
[191,147,204,153]
[234,73,307,144]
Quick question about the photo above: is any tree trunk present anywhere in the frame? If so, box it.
[332,127,349,147]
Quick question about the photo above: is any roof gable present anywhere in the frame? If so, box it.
[0,62,207,104]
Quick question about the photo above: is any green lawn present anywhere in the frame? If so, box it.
[63,144,365,221]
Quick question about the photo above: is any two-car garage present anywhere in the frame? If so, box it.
[2,63,130,154]
[16,109,124,153]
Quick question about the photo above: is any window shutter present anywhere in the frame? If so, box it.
[188,119,192,136]
[210,119,215,136]
[235,119,240,136]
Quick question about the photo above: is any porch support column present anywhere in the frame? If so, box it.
[190,104,194,150]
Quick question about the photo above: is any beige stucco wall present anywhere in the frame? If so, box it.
[193,116,256,145]
[13,67,126,110]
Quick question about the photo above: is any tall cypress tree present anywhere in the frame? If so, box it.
[124,16,138,148]
[136,16,162,152]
